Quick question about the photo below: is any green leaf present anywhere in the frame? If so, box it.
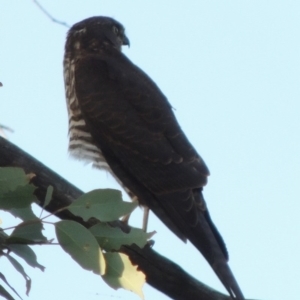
[0,185,36,210]
[0,285,16,300]
[0,273,22,300]
[9,207,38,222]
[0,229,9,244]
[5,255,31,296]
[68,189,138,222]
[43,185,53,208]
[103,253,145,300]
[7,221,46,244]
[89,223,150,251]
[55,220,105,275]
[0,168,29,194]
[0,167,36,210]
[8,244,45,271]
[39,185,54,218]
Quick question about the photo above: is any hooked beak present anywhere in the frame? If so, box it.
[122,35,130,47]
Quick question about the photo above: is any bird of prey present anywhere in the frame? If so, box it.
[63,16,244,300]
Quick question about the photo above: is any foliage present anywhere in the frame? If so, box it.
[0,167,148,300]
[68,189,138,222]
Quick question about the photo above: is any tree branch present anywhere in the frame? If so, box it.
[0,136,237,300]
[32,0,70,28]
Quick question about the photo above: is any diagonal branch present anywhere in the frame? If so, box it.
[32,0,70,28]
[0,136,238,300]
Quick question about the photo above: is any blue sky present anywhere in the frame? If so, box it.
[1,1,300,299]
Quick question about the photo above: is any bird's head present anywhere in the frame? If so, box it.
[65,16,130,56]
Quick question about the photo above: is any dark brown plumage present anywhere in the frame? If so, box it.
[63,16,244,300]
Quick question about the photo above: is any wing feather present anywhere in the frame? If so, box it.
[74,52,209,194]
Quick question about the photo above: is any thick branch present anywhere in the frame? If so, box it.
[0,136,233,300]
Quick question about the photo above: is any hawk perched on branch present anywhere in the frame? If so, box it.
[63,16,244,300]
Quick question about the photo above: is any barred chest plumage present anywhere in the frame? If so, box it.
[63,55,111,171]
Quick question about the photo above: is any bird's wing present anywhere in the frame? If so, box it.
[74,51,209,195]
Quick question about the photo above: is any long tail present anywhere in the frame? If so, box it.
[202,205,245,300]
[212,260,244,300]
[156,189,245,300]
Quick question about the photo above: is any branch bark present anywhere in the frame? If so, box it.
[0,136,235,300]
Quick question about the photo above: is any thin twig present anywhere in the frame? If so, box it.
[32,0,70,28]
[40,206,70,221]
[0,125,13,139]
[0,125,14,133]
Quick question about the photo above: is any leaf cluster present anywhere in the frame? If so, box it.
[0,167,149,299]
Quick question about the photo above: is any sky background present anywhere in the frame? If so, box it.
[1,1,300,299]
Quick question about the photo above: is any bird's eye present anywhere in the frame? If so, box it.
[113,26,119,34]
